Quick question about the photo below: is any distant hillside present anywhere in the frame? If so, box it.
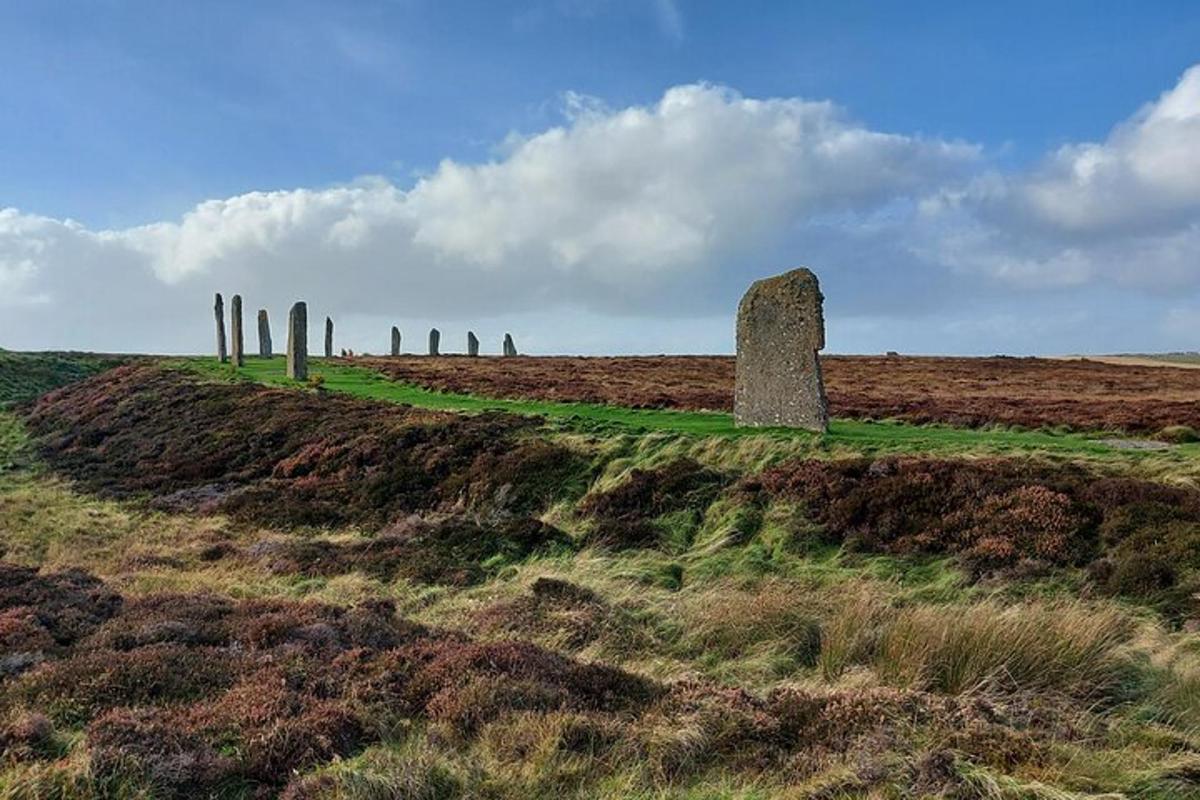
[0,350,125,406]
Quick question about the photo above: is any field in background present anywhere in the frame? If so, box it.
[3,354,1200,799]
[180,356,1200,464]
[361,353,1200,434]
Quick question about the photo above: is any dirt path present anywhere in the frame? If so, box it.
[1052,355,1200,370]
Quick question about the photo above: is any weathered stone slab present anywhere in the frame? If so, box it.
[503,333,517,356]
[467,331,479,357]
[287,302,308,381]
[258,310,272,357]
[230,294,245,367]
[214,293,227,363]
[324,317,334,358]
[734,267,828,432]
[428,328,440,356]
[391,326,401,356]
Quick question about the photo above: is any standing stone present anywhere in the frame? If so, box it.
[214,293,227,363]
[502,333,517,357]
[734,267,828,432]
[230,295,245,367]
[324,317,334,358]
[257,309,272,357]
[467,331,479,357]
[287,302,308,381]
[390,327,401,356]
[428,328,440,356]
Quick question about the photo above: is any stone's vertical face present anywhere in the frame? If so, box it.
[230,295,245,367]
[503,333,517,356]
[257,310,272,358]
[428,328,440,356]
[287,302,308,381]
[390,327,401,356]
[467,331,479,356]
[214,293,227,363]
[324,317,334,358]
[734,267,829,432]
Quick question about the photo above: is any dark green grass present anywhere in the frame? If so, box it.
[172,356,1200,460]
[0,350,125,407]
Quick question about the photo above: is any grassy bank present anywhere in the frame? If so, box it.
[4,358,1200,797]
[0,350,125,407]
[175,356,1198,462]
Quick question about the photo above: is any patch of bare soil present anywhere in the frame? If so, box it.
[360,354,1200,433]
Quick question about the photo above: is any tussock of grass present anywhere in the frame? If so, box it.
[285,738,476,799]
[870,601,1141,699]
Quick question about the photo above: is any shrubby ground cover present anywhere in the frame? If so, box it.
[2,359,1200,798]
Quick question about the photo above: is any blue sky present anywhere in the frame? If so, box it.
[2,1,1200,355]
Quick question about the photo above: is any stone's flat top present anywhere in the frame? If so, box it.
[737,267,825,351]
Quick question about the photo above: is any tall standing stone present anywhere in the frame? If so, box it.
[734,267,828,432]
[390,327,401,356]
[324,317,334,358]
[428,328,440,356]
[214,293,227,363]
[287,302,308,381]
[257,309,272,358]
[230,295,245,367]
[502,333,517,357]
[467,331,479,357]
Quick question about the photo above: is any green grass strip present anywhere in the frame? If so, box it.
[174,355,1195,458]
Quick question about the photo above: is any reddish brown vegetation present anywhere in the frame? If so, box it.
[0,565,656,796]
[632,682,1043,789]
[25,365,585,528]
[0,565,1109,796]
[245,516,570,586]
[751,458,1099,568]
[579,458,726,549]
[471,577,624,650]
[0,563,122,678]
[746,456,1200,612]
[362,354,1200,433]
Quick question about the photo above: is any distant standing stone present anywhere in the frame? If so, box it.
[467,331,479,356]
[324,317,334,358]
[503,333,517,356]
[230,294,245,367]
[734,267,828,432]
[257,309,272,358]
[287,301,308,381]
[391,326,401,356]
[428,328,440,356]
[214,293,227,363]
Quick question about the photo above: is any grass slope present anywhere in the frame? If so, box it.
[179,355,1195,460]
[6,365,1200,798]
[0,350,124,407]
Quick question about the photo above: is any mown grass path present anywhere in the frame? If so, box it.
[177,356,1198,459]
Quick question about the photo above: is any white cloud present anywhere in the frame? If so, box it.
[1019,65,1200,235]
[1,83,980,352]
[914,65,1200,292]
[1,73,1198,355]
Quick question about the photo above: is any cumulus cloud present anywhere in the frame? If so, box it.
[0,83,979,351]
[915,65,1200,292]
[1,72,1198,355]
